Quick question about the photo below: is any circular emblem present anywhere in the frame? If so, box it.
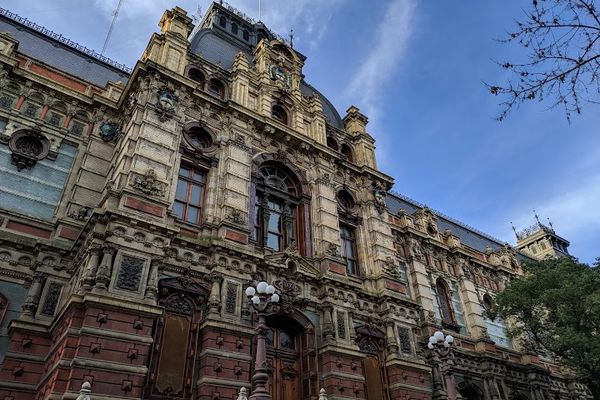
[269,64,291,87]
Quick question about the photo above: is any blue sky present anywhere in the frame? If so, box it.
[4,0,598,263]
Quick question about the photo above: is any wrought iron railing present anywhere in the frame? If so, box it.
[0,7,132,73]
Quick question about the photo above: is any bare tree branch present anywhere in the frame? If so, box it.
[488,0,600,121]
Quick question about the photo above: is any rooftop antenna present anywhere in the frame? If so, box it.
[510,222,518,239]
[547,217,555,231]
[101,0,125,55]
[289,28,294,47]
[192,3,202,25]
[258,0,262,21]
[533,209,542,226]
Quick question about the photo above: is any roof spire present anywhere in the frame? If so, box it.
[289,28,294,48]
[510,222,518,239]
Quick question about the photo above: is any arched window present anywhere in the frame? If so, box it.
[188,68,205,86]
[46,102,67,127]
[231,22,238,35]
[22,93,44,118]
[326,136,339,151]
[207,78,225,99]
[340,143,354,162]
[435,279,455,325]
[252,162,305,253]
[272,104,288,125]
[0,83,20,109]
[69,111,90,136]
[219,15,227,27]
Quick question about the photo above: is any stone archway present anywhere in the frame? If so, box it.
[457,381,485,400]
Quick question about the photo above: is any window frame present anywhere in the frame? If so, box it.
[339,222,360,276]
[173,164,207,226]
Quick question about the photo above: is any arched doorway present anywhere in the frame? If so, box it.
[262,314,317,400]
[457,382,484,400]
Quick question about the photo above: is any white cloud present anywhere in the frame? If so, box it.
[346,0,416,120]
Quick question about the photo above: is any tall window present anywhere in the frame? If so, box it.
[340,224,359,275]
[253,162,304,253]
[436,279,455,325]
[272,105,288,125]
[173,166,205,225]
[207,79,225,99]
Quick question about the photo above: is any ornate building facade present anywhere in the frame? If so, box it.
[0,3,590,400]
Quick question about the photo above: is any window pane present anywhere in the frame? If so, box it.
[280,331,295,350]
[190,184,202,206]
[268,201,282,212]
[175,180,188,201]
[193,171,204,182]
[179,167,190,177]
[173,201,185,219]
[186,206,199,224]
[268,213,281,232]
[347,260,356,275]
[267,233,280,251]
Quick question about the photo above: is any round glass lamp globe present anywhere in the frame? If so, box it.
[257,281,268,294]
[271,293,280,303]
[245,287,256,297]
[251,295,260,305]
[266,285,275,294]
[445,335,454,344]
[434,331,445,342]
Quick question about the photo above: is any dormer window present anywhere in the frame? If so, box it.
[326,136,339,151]
[231,23,238,35]
[243,29,250,41]
[272,105,288,125]
[188,68,205,86]
[207,79,225,100]
[340,144,354,162]
[219,15,227,27]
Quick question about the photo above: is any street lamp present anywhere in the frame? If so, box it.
[428,331,462,400]
[245,281,280,400]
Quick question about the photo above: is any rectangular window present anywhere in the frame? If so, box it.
[173,166,205,225]
[340,224,359,275]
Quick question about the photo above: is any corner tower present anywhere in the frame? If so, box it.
[513,213,570,259]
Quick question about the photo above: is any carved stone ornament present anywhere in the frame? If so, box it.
[8,130,50,171]
[116,256,145,292]
[155,85,177,122]
[99,121,120,142]
[273,278,302,314]
[225,209,247,225]
[69,206,91,221]
[373,183,387,211]
[133,169,165,196]
[383,257,401,277]
[325,242,340,257]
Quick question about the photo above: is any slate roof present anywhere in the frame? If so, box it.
[386,191,509,254]
[0,9,130,87]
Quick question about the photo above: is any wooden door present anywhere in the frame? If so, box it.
[266,326,302,400]
[363,355,385,400]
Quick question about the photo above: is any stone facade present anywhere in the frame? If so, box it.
[0,3,591,400]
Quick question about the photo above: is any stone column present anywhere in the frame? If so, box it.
[321,305,334,342]
[207,272,223,316]
[385,320,399,354]
[80,245,102,293]
[94,245,116,292]
[145,260,160,300]
[22,272,44,316]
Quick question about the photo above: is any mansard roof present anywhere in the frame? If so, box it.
[386,191,530,261]
[0,9,130,87]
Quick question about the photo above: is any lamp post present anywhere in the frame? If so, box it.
[245,281,280,400]
[428,331,462,400]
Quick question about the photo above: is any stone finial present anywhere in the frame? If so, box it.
[237,387,248,400]
[76,382,92,400]
[319,388,328,400]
